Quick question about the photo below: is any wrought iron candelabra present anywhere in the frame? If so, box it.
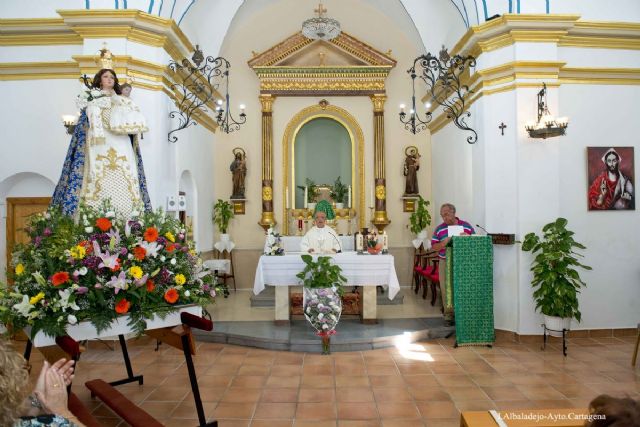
[401,46,477,144]
[168,45,246,143]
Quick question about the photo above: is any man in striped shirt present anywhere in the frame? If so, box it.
[431,203,475,324]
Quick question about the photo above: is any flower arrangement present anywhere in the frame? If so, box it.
[0,203,220,339]
[296,255,346,354]
[263,226,284,256]
[78,88,106,103]
[366,231,382,254]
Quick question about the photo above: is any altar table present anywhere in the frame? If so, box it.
[253,252,400,323]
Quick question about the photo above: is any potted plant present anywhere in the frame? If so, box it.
[297,178,319,210]
[330,176,348,209]
[212,199,234,241]
[296,255,347,354]
[409,196,431,248]
[521,217,592,336]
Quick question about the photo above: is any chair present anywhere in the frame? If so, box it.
[416,250,439,305]
[213,248,236,292]
[632,323,640,366]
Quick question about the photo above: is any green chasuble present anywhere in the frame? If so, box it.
[447,235,494,346]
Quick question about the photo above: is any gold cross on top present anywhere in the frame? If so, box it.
[314,3,327,18]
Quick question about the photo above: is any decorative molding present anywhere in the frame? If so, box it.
[0,18,82,45]
[281,105,365,234]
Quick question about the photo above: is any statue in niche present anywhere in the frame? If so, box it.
[230,147,247,199]
[403,146,421,195]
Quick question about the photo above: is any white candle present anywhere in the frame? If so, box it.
[347,185,351,208]
[304,186,308,209]
[285,186,289,209]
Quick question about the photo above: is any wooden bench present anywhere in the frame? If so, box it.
[86,379,164,427]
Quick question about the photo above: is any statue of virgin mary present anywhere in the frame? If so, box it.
[51,68,151,217]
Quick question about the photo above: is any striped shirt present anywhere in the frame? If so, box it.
[431,218,475,258]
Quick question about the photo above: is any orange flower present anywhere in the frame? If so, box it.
[133,246,146,261]
[51,271,70,286]
[144,227,159,242]
[164,288,179,304]
[115,298,131,314]
[111,259,121,272]
[79,240,93,254]
[146,279,155,292]
[166,244,176,253]
[96,217,112,232]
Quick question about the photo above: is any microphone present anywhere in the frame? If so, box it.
[475,224,490,235]
[329,230,342,253]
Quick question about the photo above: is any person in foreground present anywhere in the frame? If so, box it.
[300,200,341,254]
[0,339,82,427]
[585,394,640,426]
[430,203,475,325]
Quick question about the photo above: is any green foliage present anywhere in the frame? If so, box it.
[212,199,234,234]
[329,176,348,204]
[409,196,431,234]
[297,178,320,203]
[521,217,592,322]
[296,255,347,296]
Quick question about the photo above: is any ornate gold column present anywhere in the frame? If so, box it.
[371,94,390,232]
[259,94,276,231]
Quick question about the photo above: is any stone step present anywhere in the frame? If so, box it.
[250,287,405,308]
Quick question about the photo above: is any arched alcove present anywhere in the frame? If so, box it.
[293,117,351,209]
[282,104,365,234]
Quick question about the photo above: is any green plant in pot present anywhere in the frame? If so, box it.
[212,199,234,236]
[409,196,431,248]
[521,217,592,336]
[296,255,347,354]
[297,178,320,207]
[330,176,348,207]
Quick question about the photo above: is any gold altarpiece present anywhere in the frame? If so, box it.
[248,31,396,234]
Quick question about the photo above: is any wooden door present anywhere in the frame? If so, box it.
[6,197,51,272]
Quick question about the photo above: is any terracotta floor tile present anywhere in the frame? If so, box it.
[529,399,573,409]
[336,402,379,420]
[271,365,304,376]
[420,419,458,427]
[434,374,476,387]
[444,386,489,400]
[396,364,432,375]
[244,355,276,366]
[453,399,496,411]
[296,421,339,427]
[260,388,300,402]
[215,419,251,427]
[365,364,400,375]
[407,387,451,402]
[429,363,466,375]
[551,384,599,399]
[469,373,513,387]
[335,364,367,375]
[199,386,228,402]
[145,385,190,401]
[93,417,124,427]
[198,375,234,388]
[337,420,381,427]
[238,365,272,376]
[368,375,406,387]
[335,375,370,387]
[222,388,263,402]
[304,364,335,375]
[493,400,534,410]
[335,387,375,402]
[372,387,413,402]
[212,402,257,419]
[138,400,180,419]
[299,387,337,402]
[376,402,420,419]
[380,419,424,427]
[481,386,528,401]
[302,375,336,388]
[170,399,217,419]
[515,385,568,401]
[509,375,552,386]
[253,402,297,419]
[230,375,268,388]
[296,402,337,420]
[415,401,459,419]
[251,420,293,427]
[402,374,439,388]
[266,375,302,388]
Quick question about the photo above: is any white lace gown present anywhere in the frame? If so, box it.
[77,92,148,216]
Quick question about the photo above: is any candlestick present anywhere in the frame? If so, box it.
[304,186,308,209]
[347,185,351,208]
[285,186,289,209]
[370,185,374,206]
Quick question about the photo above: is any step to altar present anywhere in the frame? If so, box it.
[250,286,405,308]
[194,317,453,353]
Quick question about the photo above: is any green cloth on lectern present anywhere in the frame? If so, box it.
[450,235,495,346]
[443,253,454,320]
[313,200,335,220]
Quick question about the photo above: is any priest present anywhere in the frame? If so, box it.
[300,200,341,253]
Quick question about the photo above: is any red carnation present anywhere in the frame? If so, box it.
[146,279,155,292]
[51,271,70,286]
[144,227,159,242]
[96,217,112,232]
[115,298,131,314]
[133,246,146,261]
[164,288,179,304]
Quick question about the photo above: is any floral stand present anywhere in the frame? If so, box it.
[303,287,342,354]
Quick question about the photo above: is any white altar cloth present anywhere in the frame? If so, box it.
[204,259,231,275]
[253,252,400,299]
[280,236,354,252]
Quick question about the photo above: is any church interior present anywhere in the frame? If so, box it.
[1,0,639,426]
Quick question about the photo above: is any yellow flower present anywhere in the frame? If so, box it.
[30,292,45,305]
[70,245,86,260]
[129,266,143,280]
[174,273,186,286]
[15,263,25,276]
[165,232,175,243]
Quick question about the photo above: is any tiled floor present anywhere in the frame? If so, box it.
[17,332,640,427]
